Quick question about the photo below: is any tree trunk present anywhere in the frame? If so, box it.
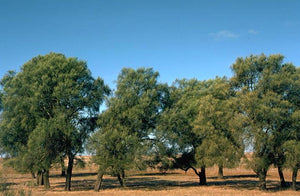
[117,173,124,187]
[258,168,267,190]
[121,168,125,179]
[121,168,126,186]
[199,167,207,185]
[43,169,50,189]
[218,165,224,179]
[65,154,74,191]
[60,156,66,177]
[191,166,207,186]
[37,170,44,185]
[292,167,298,190]
[94,168,105,191]
[277,166,287,188]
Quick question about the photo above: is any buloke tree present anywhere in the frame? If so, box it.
[193,77,244,180]
[230,54,299,190]
[0,53,109,190]
[90,67,168,191]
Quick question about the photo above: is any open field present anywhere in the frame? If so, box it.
[1,159,299,196]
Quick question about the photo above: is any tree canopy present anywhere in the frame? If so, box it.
[0,53,299,191]
[231,54,300,189]
[0,53,110,190]
[89,67,168,190]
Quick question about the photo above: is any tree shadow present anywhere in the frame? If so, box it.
[0,182,17,192]
[207,174,258,180]
[50,172,97,178]
[50,171,299,192]
[134,172,182,176]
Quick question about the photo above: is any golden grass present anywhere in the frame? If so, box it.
[1,158,299,196]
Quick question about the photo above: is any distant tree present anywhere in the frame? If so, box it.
[90,67,168,191]
[231,54,299,190]
[0,53,109,190]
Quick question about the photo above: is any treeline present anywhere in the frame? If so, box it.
[0,53,299,191]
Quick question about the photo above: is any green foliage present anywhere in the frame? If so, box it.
[158,79,206,156]
[158,77,244,178]
[193,77,244,169]
[231,53,299,189]
[0,90,3,111]
[157,79,218,185]
[0,53,109,189]
[1,52,298,190]
[90,67,167,186]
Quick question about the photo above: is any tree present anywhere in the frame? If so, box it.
[283,67,300,190]
[89,103,139,190]
[231,54,299,190]
[283,140,300,190]
[0,53,109,190]
[193,77,244,179]
[0,70,34,157]
[90,67,168,191]
[0,87,3,155]
[0,90,3,111]
[158,79,209,185]
[25,119,64,188]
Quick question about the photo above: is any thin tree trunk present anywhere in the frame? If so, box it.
[117,173,124,187]
[277,166,287,188]
[218,165,224,179]
[37,170,44,185]
[292,167,298,190]
[199,167,207,185]
[94,168,105,191]
[43,169,50,189]
[121,168,125,179]
[60,156,66,177]
[258,168,267,190]
[65,154,74,191]
[121,168,126,186]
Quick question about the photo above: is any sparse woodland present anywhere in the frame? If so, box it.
[0,53,299,193]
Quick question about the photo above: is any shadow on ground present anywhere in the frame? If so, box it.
[51,172,97,178]
[50,172,300,192]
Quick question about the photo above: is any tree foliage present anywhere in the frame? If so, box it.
[0,53,109,190]
[193,77,244,179]
[158,79,211,185]
[0,52,299,191]
[231,54,299,189]
[90,67,168,190]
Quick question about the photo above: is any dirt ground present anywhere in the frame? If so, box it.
[1,159,299,196]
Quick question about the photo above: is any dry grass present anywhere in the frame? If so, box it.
[1,158,299,196]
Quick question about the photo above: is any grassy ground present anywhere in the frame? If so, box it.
[1,159,299,196]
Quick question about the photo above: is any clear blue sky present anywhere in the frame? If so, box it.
[1,0,299,88]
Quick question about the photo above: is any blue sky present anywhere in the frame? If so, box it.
[0,0,299,88]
